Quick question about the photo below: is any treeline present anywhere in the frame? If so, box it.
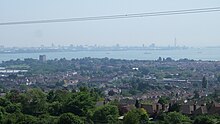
[1,88,220,124]
[0,87,150,124]
[0,87,113,124]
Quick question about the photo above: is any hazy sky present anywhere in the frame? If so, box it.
[0,0,220,47]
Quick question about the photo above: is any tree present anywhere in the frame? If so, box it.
[202,76,208,89]
[20,89,47,115]
[92,105,119,123]
[0,97,10,107]
[135,99,140,108]
[2,113,38,124]
[0,106,5,121]
[58,113,84,124]
[5,103,21,113]
[79,87,89,92]
[158,97,169,111]
[123,108,149,124]
[157,112,191,124]
[193,115,215,124]
[47,90,72,103]
[168,103,181,112]
[166,112,190,124]
[47,90,55,103]
[63,91,96,116]
[6,89,22,103]
[37,114,58,124]
[194,90,200,99]
[48,101,62,116]
[158,97,168,105]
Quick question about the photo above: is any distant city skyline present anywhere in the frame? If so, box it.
[0,0,220,47]
[0,41,191,48]
[0,37,219,48]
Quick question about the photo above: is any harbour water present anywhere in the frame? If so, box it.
[0,47,220,62]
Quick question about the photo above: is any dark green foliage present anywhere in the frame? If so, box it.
[6,89,22,103]
[117,76,164,93]
[129,89,139,95]
[58,113,84,124]
[109,99,120,106]
[79,87,89,92]
[0,88,101,123]
[193,115,215,124]
[0,88,100,124]
[168,103,181,112]
[167,112,191,124]
[194,90,200,99]
[0,106,5,121]
[47,90,72,103]
[0,97,10,107]
[92,105,119,123]
[158,97,169,105]
[20,89,47,115]
[47,90,55,103]
[157,111,191,124]
[89,88,102,100]
[63,91,96,116]
[135,99,140,108]
[5,103,21,113]
[156,112,168,124]
[123,108,149,124]
[1,113,38,124]
[37,114,58,124]
[47,102,62,116]
[2,87,220,124]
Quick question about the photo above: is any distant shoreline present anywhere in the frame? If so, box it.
[0,47,190,54]
[0,47,219,62]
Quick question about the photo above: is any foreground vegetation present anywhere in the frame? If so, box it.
[0,88,219,124]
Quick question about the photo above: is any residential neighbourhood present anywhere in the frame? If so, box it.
[0,57,220,123]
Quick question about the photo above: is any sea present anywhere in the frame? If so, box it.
[0,47,220,62]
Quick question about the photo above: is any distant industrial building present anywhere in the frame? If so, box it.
[39,55,46,62]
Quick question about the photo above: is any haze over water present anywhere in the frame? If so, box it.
[0,47,220,62]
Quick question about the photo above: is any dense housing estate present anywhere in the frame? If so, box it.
[0,57,220,123]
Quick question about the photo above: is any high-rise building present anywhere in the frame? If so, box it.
[39,55,46,62]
